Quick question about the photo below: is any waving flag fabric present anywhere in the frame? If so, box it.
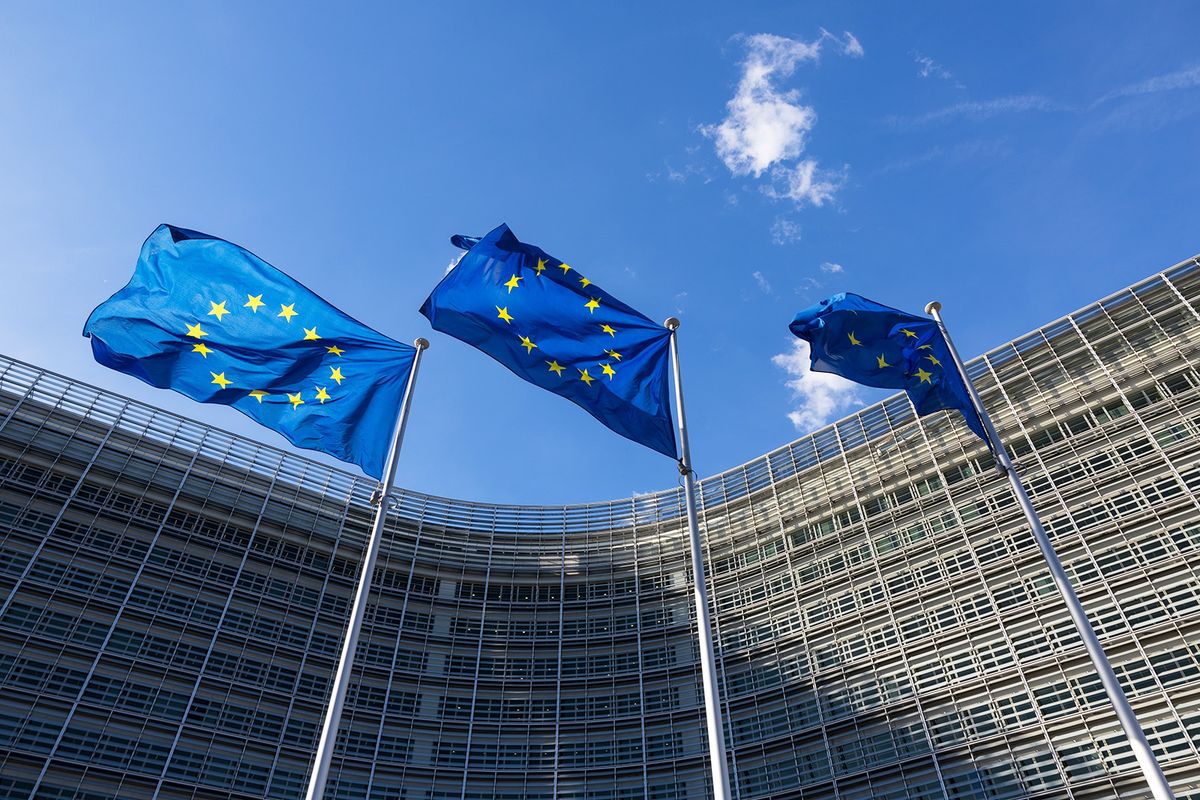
[789,293,987,441]
[420,223,677,458]
[83,224,416,477]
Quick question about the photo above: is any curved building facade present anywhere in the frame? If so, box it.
[2,258,1200,799]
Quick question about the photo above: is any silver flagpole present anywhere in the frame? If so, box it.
[925,302,1176,800]
[664,318,732,800]
[305,337,429,800]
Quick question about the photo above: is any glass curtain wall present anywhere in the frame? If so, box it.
[1,258,1199,799]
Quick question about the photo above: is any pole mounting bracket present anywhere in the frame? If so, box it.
[370,488,400,508]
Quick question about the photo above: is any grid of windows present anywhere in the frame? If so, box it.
[1,257,1200,798]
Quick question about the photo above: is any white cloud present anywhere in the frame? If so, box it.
[752,271,773,293]
[703,33,825,178]
[793,275,824,301]
[673,291,688,315]
[661,161,712,184]
[772,339,862,431]
[840,31,864,58]
[701,30,859,226]
[765,159,845,207]
[820,262,843,273]
[912,51,954,82]
[703,30,859,179]
[445,252,464,274]
[770,217,802,245]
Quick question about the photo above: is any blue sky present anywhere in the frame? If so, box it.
[2,2,1199,504]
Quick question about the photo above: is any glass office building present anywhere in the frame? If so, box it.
[3,257,1200,800]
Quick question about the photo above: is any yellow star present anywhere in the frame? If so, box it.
[914,368,933,384]
[600,362,616,380]
[546,360,565,376]
[519,335,538,354]
[604,349,622,361]
[585,297,601,314]
[504,275,523,293]
[278,303,298,322]
[918,344,933,350]
[185,323,208,339]
[600,324,616,337]
[327,345,345,356]
[244,294,265,313]
[848,331,862,346]
[303,326,321,341]
[191,343,213,358]
[315,386,331,403]
[559,262,571,274]
[329,367,345,385]
[579,276,591,288]
[535,259,547,275]
[496,306,514,324]
[210,372,232,389]
[288,392,304,409]
[207,300,230,321]
[900,328,918,339]
[924,353,941,366]
[876,354,892,369]
[248,390,268,403]
[579,368,594,386]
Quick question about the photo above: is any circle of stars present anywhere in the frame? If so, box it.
[184,292,348,411]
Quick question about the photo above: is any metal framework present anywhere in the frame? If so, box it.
[0,256,1199,799]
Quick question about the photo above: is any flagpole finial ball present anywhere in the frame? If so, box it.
[414,338,430,350]
[664,317,681,331]
[924,301,942,316]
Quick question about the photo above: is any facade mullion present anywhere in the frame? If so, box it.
[25,424,211,796]
[148,452,284,799]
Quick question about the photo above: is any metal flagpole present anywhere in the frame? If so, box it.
[304,337,430,800]
[664,318,733,800]
[925,302,1176,800]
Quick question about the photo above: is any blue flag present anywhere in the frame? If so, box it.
[420,224,677,458]
[789,293,987,441]
[83,224,416,478]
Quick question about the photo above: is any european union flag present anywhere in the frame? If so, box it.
[789,293,987,441]
[83,224,416,478]
[420,224,677,458]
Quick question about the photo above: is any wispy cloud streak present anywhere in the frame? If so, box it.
[1092,63,1200,107]
[894,94,1065,126]
[770,217,802,245]
[894,63,1200,129]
